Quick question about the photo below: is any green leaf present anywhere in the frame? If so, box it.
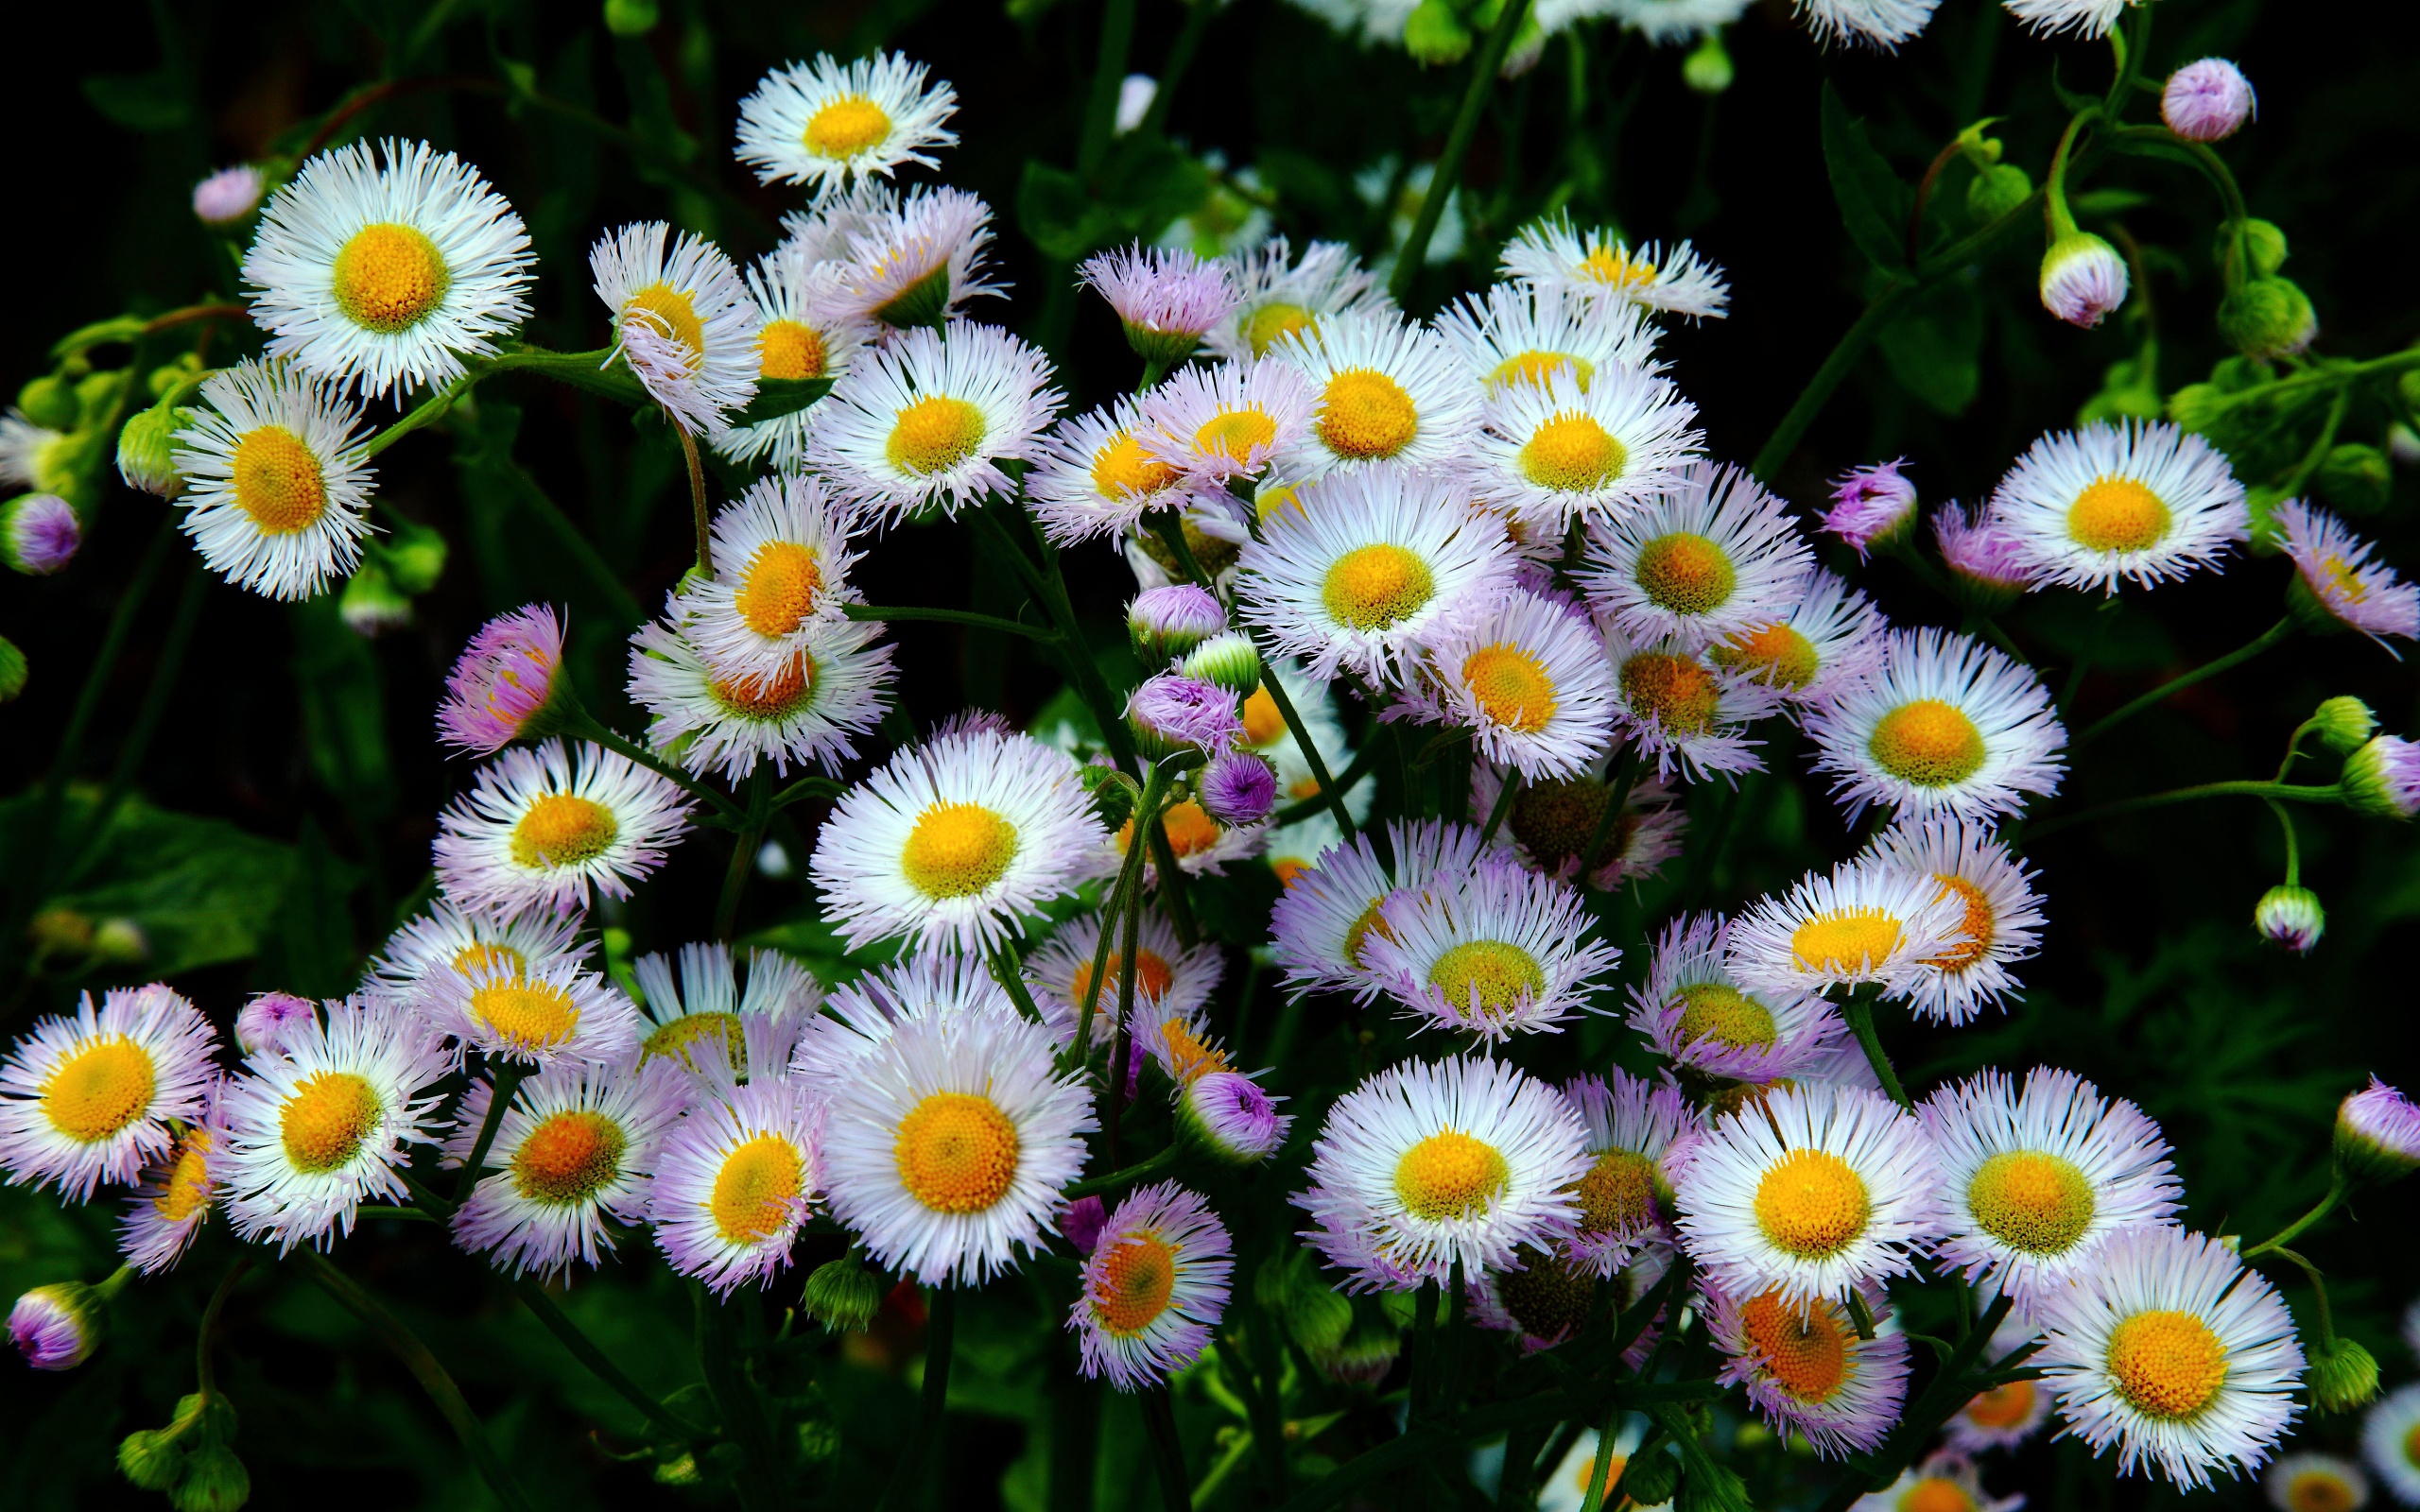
[81,72,193,132]
[732,377,835,428]
[1877,276,1984,416]
[1016,160,1117,264]
[1819,81,1912,275]
[255,815,364,999]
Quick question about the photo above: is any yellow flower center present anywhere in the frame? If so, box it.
[1315,369,1419,460]
[1461,644,1559,733]
[1343,897,1394,968]
[1962,1379,2037,1429]
[894,1091,1021,1213]
[1487,350,1594,391]
[1426,940,1547,1022]
[1901,1477,1976,1512]
[711,653,818,721]
[230,425,327,535]
[468,976,583,1053]
[1968,1150,2096,1255]
[510,794,619,869]
[625,283,705,368]
[41,1038,156,1143]
[331,222,449,333]
[735,541,826,638]
[1753,1148,1871,1258]
[1509,777,1618,871]
[1711,622,1819,691]
[1322,543,1434,631]
[804,94,891,158]
[1868,699,1987,787]
[1790,908,1904,975]
[1580,246,1657,288]
[2104,1310,2228,1421]
[641,1011,747,1072]
[1194,405,1277,462]
[1924,874,1994,969]
[2288,1473,2360,1512]
[1092,1231,1180,1335]
[1071,948,1176,1007]
[280,1072,383,1174]
[2316,554,2367,603]
[1393,1129,1510,1221]
[1518,411,1625,493]
[1674,981,1778,1050]
[1257,481,1304,523]
[1090,429,1180,500]
[756,319,828,381]
[887,394,987,476]
[1246,301,1313,357]
[901,801,1019,899]
[1240,684,1288,748]
[1741,1288,1852,1402]
[1271,857,1310,888]
[1575,1148,1658,1235]
[2067,477,2171,553]
[710,1133,805,1243]
[452,941,527,977]
[1620,651,1720,735]
[1634,532,1737,617]
[512,1110,627,1203]
[154,1128,214,1223]
[1157,1019,1229,1084]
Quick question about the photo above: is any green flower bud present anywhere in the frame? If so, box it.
[2307,1336,2380,1414]
[1404,0,1473,66]
[2167,382,2229,434]
[2244,486,2288,556]
[0,634,24,702]
[1618,1445,1682,1506]
[2216,217,2290,278]
[2253,885,2324,954]
[17,374,78,431]
[170,1444,250,1512]
[2317,443,2392,518]
[339,559,412,638]
[26,907,95,960]
[2218,277,2318,360]
[652,1452,702,1485]
[802,1253,884,1332]
[2311,696,2377,754]
[797,1418,841,1464]
[1075,761,1138,830]
[117,1429,188,1491]
[1181,631,1261,695]
[1965,163,2032,225]
[117,404,190,499]
[376,519,446,593]
[1255,1252,1352,1358]
[147,355,203,400]
[2333,1078,2420,1187]
[76,369,130,429]
[2399,369,2420,415]
[603,0,659,35]
[91,918,149,967]
[1682,34,1733,94]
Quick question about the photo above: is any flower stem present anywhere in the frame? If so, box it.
[715,771,772,942]
[2242,1177,2343,1259]
[844,604,1062,641]
[1578,746,1641,886]
[1574,1393,1626,1512]
[1810,1292,2016,1512]
[452,1062,529,1205]
[1840,991,1912,1109]
[569,713,747,823]
[1102,865,1148,1170]
[2026,779,2342,843]
[1073,768,1167,1073]
[2266,799,2303,886]
[694,1282,786,1511]
[1064,1144,1182,1199]
[1749,285,1916,483]
[2076,616,2293,747]
[59,553,210,890]
[1389,0,1534,304]
[877,1284,957,1512]
[1077,0,1139,179]
[1478,768,1521,849]
[1139,1386,1194,1512]
[1139,0,1219,140]
[1252,654,1357,839]
[675,417,715,576]
[195,1254,254,1400]
[510,1277,697,1443]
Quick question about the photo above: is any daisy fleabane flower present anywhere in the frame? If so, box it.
[1268,310,1482,480]
[193,163,266,226]
[220,996,452,1252]
[1069,1182,1235,1390]
[1581,461,1813,653]
[591,221,761,436]
[1706,568,1885,704]
[1706,1277,1911,1457]
[1934,501,2038,605]
[2033,1225,2304,1489]
[419,954,644,1069]
[2363,1383,2420,1507]
[2278,498,2420,646]
[170,359,376,601]
[1137,359,1318,485]
[1945,1319,2057,1452]
[733,51,958,197]
[242,138,534,399]
[1465,366,1703,535]
[1269,818,1492,998]
[1360,855,1622,1040]
[1724,858,1968,1000]
[1991,421,2249,595]
[1296,1055,1591,1290]
[1920,1066,2182,1302]
[1821,458,1919,558]
[1560,1071,1697,1277]
[1206,237,1395,364]
[1627,913,1844,1083]
[446,1057,689,1279]
[1080,244,1240,368]
[432,738,696,915]
[1433,281,1661,397]
[363,898,588,1015]
[1600,624,1784,783]
[813,184,1005,332]
[2004,0,2130,40]
[1028,397,1201,545]
[819,1006,1095,1284]
[789,950,1020,1093]
[1673,1081,1945,1308]
[1863,816,2046,1024]
[628,613,893,782]
[1500,215,1731,319]
[1794,0,1945,47]
[715,242,871,471]
[438,605,568,756]
[117,1082,230,1274]
[0,983,218,1201]
[234,991,320,1057]
[675,472,863,682]
[807,321,1060,524]
[1852,1452,2025,1512]
[1470,755,1688,889]
[634,941,821,1075]
[1393,589,1618,781]
[2265,1455,2371,1512]
[1805,627,2066,824]
[650,1075,824,1292]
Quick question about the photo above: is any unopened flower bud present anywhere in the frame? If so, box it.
[2310,696,2377,754]
[1198,750,1277,826]
[380,518,449,594]
[2333,1077,2420,1187]
[2040,232,2128,329]
[1682,34,1733,94]
[235,992,317,1058]
[1127,584,1226,666]
[802,1253,883,1332]
[2218,277,2317,360]
[1076,761,1139,830]
[2254,885,2324,954]
[340,559,412,637]
[1178,1070,1291,1164]
[172,1443,250,1512]
[91,918,149,967]
[1820,459,1917,558]
[2307,1336,2380,1414]
[1126,672,1242,759]
[1966,163,2032,224]
[1256,1251,1352,1357]
[17,374,78,431]
[191,165,267,227]
[2317,444,2391,518]
[117,404,190,499]
[603,0,660,35]
[10,1281,104,1371]
[2216,217,2289,279]
[3,493,82,576]
[1059,1195,1108,1255]
[0,635,25,702]
[2341,734,2420,819]
[2162,59,2256,142]
[1180,631,1261,696]
[117,1428,189,1491]
[1404,0,1473,65]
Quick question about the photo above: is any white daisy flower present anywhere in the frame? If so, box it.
[671,472,865,683]
[2278,498,2420,647]
[1597,0,1754,43]
[1069,1181,1235,1390]
[116,1082,230,1274]
[242,138,534,399]
[733,51,959,196]
[1560,1070,1698,1277]
[2266,1454,2372,1512]
[1236,468,1516,683]
[169,359,376,601]
[1392,589,1619,781]
[1724,858,1969,1000]
[2033,1226,2303,1489]
[1466,367,1703,535]
[1296,1055,1591,1290]
[1920,1066,2182,1303]
[1023,911,1224,1056]
[1805,627,2066,824]
[590,221,762,436]
[1267,311,1481,479]
[1028,396,1203,546]
[714,242,871,470]
[1991,421,2250,595]
[633,941,821,1077]
[1600,624,1784,782]
[811,184,1004,332]
[1626,914,1845,1084]
[1705,568,1885,704]
[1433,281,1662,397]
[649,1075,824,1292]
[806,321,1060,523]
[2002,0,2130,40]
[1360,854,1622,1040]
[1471,754,1688,888]
[418,954,643,1069]
[1852,1451,2025,1512]
[1500,215,1731,319]
[1673,1081,1945,1309]
[0,984,218,1201]
[1135,359,1318,486]
[628,614,894,782]
[1792,0,1944,47]
[444,1057,689,1279]
[364,899,589,1015]
[432,739,696,916]
[1205,237,1395,364]
[807,720,1111,954]
[1270,818,1492,998]
[220,996,452,1252]
[1861,816,2046,1024]
[789,950,1020,1095]
[1581,462,1814,653]
[1706,1276,1910,1458]
[2363,1383,2420,1507]
[819,1005,1095,1284]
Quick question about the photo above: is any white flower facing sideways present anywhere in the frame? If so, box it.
[1498,214,1732,320]
[0,984,219,1201]
[242,137,535,399]
[1863,816,2046,1024]
[733,51,959,197]
[1991,420,2250,594]
[170,359,377,601]
[431,739,697,916]
[590,220,763,437]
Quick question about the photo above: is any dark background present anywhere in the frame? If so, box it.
[3,0,2417,1506]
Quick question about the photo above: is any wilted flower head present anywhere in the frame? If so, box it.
[1821,459,1917,557]
[2,493,80,576]
[438,605,571,756]
[1080,245,1239,368]
[1198,749,1277,826]
[191,164,267,226]
[2040,232,2129,328]
[2163,60,2256,142]
[1126,672,1243,758]
[1934,502,2035,606]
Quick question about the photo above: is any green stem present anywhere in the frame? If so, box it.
[715,772,772,942]
[1139,0,1219,139]
[844,604,1061,641]
[2266,799,2302,886]
[1140,1387,1194,1512]
[2044,107,2101,242]
[1477,767,1521,848]
[1073,768,1167,1072]
[2242,1177,2343,1259]
[1252,657,1356,838]
[2079,617,2293,747]
[1574,1394,1626,1512]
[1841,991,1912,1109]
[453,1062,530,1204]
[1272,733,1377,826]
[1578,746,1641,885]
[1102,865,1147,1169]
[2268,1246,2336,1342]
[695,1282,786,1511]
[59,554,209,889]
[2026,780,2341,843]
[676,419,715,576]
[1811,1293,2017,1512]
[1078,0,1140,179]
[297,1251,539,1512]
[989,938,1050,1026]
[483,442,647,624]
[878,1284,957,1512]
[569,713,745,823]
[510,1278,696,1442]
[1750,284,1917,482]
[195,1254,254,1400]
[1389,0,1534,304]
[2058,600,2119,722]
[1063,1144,1183,1200]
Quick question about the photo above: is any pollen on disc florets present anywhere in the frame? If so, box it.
[1753,1148,1872,1258]
[332,222,451,334]
[893,1091,1021,1213]
[1868,699,1988,787]
[1967,1150,2095,1254]
[901,801,1019,899]
[1394,1129,1510,1221]
[1322,543,1434,630]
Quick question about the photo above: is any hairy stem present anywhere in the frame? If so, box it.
[1841,991,1912,1109]
[878,1284,958,1512]
[1390,0,1535,303]
[2078,617,2295,747]
[2026,780,2342,843]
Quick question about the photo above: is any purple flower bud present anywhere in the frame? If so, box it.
[1177,1071,1291,1165]
[1059,1195,1108,1255]
[438,606,570,756]
[2162,60,2255,143]
[3,493,81,576]
[1127,584,1227,664]
[234,992,319,1058]
[2342,735,2420,820]
[1932,502,2035,607]
[2040,232,2129,329]
[1820,460,1917,558]
[1199,750,1277,826]
[191,164,267,226]
[2335,1077,2420,1187]
[1126,672,1243,758]
[10,1284,99,1371]
[2254,885,2324,954]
